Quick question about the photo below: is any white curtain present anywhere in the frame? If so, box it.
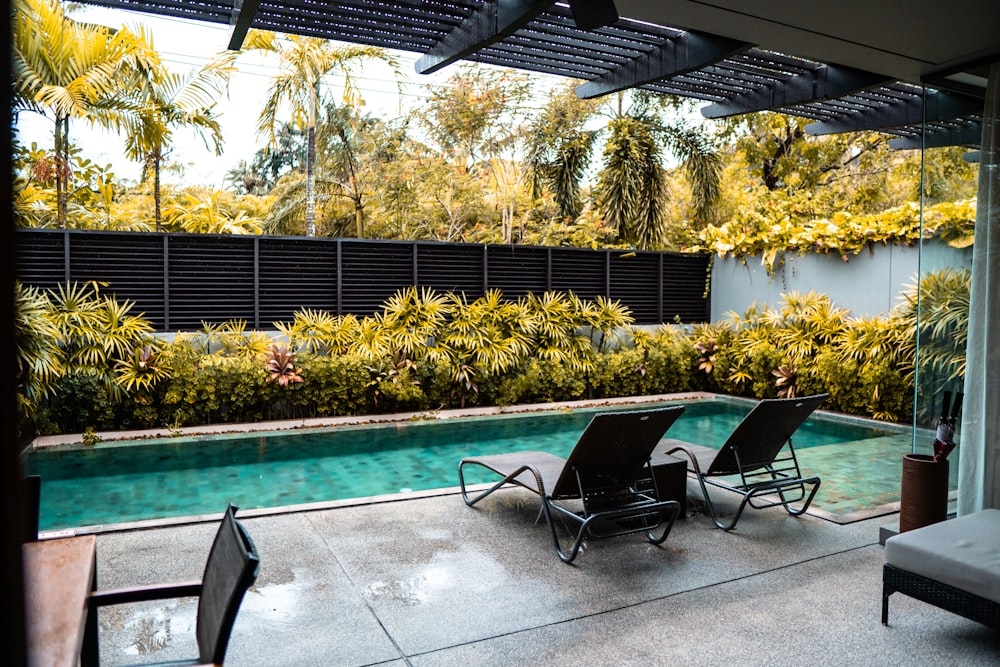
[958,61,1000,515]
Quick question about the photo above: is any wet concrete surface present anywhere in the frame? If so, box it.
[89,487,999,666]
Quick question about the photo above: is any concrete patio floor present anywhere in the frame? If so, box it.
[88,487,998,666]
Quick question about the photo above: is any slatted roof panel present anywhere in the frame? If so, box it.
[76,0,983,148]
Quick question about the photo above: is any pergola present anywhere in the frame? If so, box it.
[1,2,998,661]
[69,0,994,150]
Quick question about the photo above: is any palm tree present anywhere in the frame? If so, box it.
[599,113,670,249]
[12,0,159,228]
[597,92,721,249]
[122,53,235,231]
[528,82,601,220]
[241,30,399,237]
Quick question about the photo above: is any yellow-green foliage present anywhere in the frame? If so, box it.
[698,199,976,272]
[699,292,915,421]
[489,358,588,406]
[160,353,268,426]
[24,281,953,434]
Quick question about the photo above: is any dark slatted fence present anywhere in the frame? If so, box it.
[15,230,711,331]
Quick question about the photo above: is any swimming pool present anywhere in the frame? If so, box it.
[22,396,937,531]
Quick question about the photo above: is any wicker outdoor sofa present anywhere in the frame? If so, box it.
[882,508,1000,629]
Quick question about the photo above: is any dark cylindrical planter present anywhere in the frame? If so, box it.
[899,454,949,532]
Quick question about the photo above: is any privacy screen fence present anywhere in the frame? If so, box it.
[15,230,711,331]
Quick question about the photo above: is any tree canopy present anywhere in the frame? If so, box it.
[11,0,978,254]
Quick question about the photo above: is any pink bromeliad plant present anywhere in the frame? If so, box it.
[265,344,303,387]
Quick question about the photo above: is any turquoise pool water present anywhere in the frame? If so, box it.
[23,398,920,531]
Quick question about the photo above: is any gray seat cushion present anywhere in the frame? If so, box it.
[885,508,1000,604]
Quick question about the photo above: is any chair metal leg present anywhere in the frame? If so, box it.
[645,501,681,544]
[779,478,820,516]
[541,497,680,564]
[540,500,587,564]
[882,589,891,625]
[458,460,543,507]
[694,474,746,531]
[695,473,821,530]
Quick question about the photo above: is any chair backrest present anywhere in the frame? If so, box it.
[196,505,260,665]
[705,394,829,476]
[551,406,686,499]
[19,475,41,542]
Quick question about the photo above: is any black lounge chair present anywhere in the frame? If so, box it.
[83,504,260,666]
[458,406,686,563]
[655,394,828,531]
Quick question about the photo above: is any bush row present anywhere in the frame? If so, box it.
[33,333,703,434]
[20,283,939,438]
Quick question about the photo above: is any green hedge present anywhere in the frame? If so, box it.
[23,285,945,436]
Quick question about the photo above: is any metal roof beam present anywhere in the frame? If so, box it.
[888,123,983,150]
[576,30,751,99]
[415,0,555,75]
[568,0,619,31]
[227,0,260,51]
[701,64,891,119]
[805,90,983,135]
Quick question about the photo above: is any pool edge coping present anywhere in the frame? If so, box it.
[40,480,924,538]
[28,391,719,450]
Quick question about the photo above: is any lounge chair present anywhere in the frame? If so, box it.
[83,504,260,666]
[458,406,686,563]
[654,394,828,531]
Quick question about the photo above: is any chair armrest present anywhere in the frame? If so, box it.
[664,444,703,476]
[89,580,203,607]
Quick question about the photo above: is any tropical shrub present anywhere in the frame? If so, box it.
[160,354,268,426]
[806,351,910,421]
[39,371,118,434]
[633,327,699,395]
[18,280,939,435]
[487,358,588,406]
[589,347,649,399]
[17,281,162,435]
[590,326,695,398]
[290,354,370,417]
[693,292,914,421]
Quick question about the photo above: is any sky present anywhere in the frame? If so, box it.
[13,5,477,189]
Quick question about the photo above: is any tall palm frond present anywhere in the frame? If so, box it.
[13,0,160,227]
[656,122,722,225]
[14,282,64,400]
[527,83,600,220]
[118,51,234,229]
[242,31,401,236]
[598,115,668,249]
[897,268,970,382]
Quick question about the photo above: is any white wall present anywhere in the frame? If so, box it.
[709,240,972,321]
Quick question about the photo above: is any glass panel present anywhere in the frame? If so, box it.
[912,85,982,505]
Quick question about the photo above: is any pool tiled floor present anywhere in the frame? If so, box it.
[799,433,958,520]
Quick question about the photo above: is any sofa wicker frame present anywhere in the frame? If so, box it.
[882,563,1000,629]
